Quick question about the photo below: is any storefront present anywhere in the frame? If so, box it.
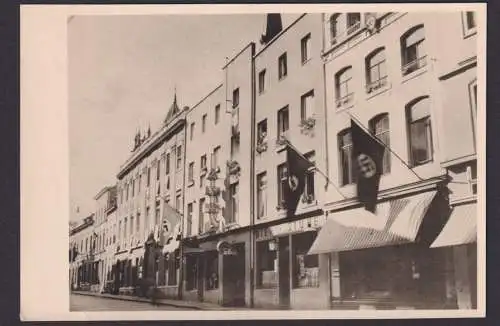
[431,201,477,309]
[253,213,330,310]
[309,189,452,310]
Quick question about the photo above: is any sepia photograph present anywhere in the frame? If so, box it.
[21,3,485,320]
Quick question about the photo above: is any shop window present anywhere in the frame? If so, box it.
[292,232,319,288]
[205,251,219,290]
[186,255,198,291]
[366,47,388,92]
[256,240,277,288]
[401,25,426,75]
[335,66,353,107]
[257,172,267,219]
[407,96,433,166]
[167,251,179,286]
[369,113,391,174]
[278,52,288,80]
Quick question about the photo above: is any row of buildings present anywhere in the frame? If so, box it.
[69,11,479,310]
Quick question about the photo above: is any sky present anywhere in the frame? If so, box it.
[68,13,301,222]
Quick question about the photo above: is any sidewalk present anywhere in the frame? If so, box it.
[72,291,249,310]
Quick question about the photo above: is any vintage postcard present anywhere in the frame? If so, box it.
[20,3,486,321]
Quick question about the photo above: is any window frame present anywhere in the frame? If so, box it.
[335,66,354,107]
[300,89,315,122]
[186,202,193,236]
[232,88,240,109]
[198,197,205,234]
[256,240,278,289]
[406,96,433,167]
[277,106,290,138]
[303,152,316,203]
[400,25,427,76]
[277,163,288,208]
[202,114,207,133]
[369,113,391,174]
[188,162,195,184]
[338,128,355,186]
[365,47,388,91]
[215,104,221,125]
[329,14,341,45]
[176,145,182,170]
[301,33,312,64]
[257,172,267,219]
[278,52,288,80]
[258,69,266,94]
[462,11,477,37]
[190,122,195,140]
[469,79,478,150]
[346,13,361,35]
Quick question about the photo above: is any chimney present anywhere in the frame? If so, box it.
[260,13,283,45]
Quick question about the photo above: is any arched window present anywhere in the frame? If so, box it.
[369,113,390,174]
[365,47,387,91]
[329,14,341,44]
[401,25,426,75]
[335,66,353,107]
[407,97,433,166]
[338,128,355,185]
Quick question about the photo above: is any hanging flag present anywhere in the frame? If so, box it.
[284,144,314,218]
[350,119,385,213]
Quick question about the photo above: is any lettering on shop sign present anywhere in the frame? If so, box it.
[255,215,327,241]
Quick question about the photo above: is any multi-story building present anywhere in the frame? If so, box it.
[305,11,478,310]
[69,11,480,310]
[251,13,328,309]
[114,95,187,298]
[69,214,96,291]
[181,42,255,307]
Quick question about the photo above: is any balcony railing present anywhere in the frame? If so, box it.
[401,56,427,76]
[335,93,354,108]
[366,76,388,93]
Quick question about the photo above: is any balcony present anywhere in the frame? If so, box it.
[366,76,388,93]
[335,93,354,109]
[227,160,241,176]
[402,56,427,76]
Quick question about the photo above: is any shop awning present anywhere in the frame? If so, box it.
[431,203,477,248]
[308,191,436,254]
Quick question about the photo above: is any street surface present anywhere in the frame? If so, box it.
[70,294,194,311]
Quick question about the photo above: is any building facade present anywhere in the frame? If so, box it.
[69,11,479,310]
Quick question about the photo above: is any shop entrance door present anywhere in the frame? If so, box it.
[223,243,246,306]
[278,236,290,308]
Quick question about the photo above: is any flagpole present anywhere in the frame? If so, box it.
[285,139,348,200]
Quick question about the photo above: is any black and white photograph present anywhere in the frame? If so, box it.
[20,3,485,320]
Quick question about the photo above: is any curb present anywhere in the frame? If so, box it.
[72,291,204,310]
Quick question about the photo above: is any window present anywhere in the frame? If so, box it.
[230,135,240,158]
[304,152,315,203]
[131,179,135,197]
[463,11,477,34]
[155,202,160,225]
[202,114,207,133]
[366,48,387,91]
[165,153,170,175]
[188,162,194,183]
[228,182,238,224]
[407,97,433,166]
[469,80,478,147]
[186,255,198,290]
[346,13,361,34]
[136,213,140,232]
[369,114,391,174]
[277,163,288,207]
[187,203,193,236]
[215,104,221,124]
[301,33,311,64]
[138,174,141,193]
[257,172,267,219]
[329,14,341,44]
[213,146,221,169]
[130,215,134,236]
[205,251,219,290]
[292,232,319,288]
[147,168,151,187]
[232,88,239,108]
[199,198,205,234]
[300,90,315,121]
[123,217,128,243]
[278,52,288,79]
[401,25,426,75]
[176,145,182,170]
[145,207,150,234]
[335,66,353,107]
[277,106,289,138]
[257,119,268,147]
[467,163,477,195]
[256,240,277,288]
[175,194,181,211]
[125,183,129,201]
[200,174,205,189]
[190,122,195,140]
[201,154,207,171]
[156,160,160,180]
[258,69,266,94]
[338,129,355,185]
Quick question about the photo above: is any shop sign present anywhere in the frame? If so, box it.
[255,215,327,241]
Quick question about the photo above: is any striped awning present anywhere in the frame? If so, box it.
[431,203,477,248]
[308,191,436,254]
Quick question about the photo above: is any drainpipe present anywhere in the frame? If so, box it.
[249,43,256,308]
[179,114,188,300]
